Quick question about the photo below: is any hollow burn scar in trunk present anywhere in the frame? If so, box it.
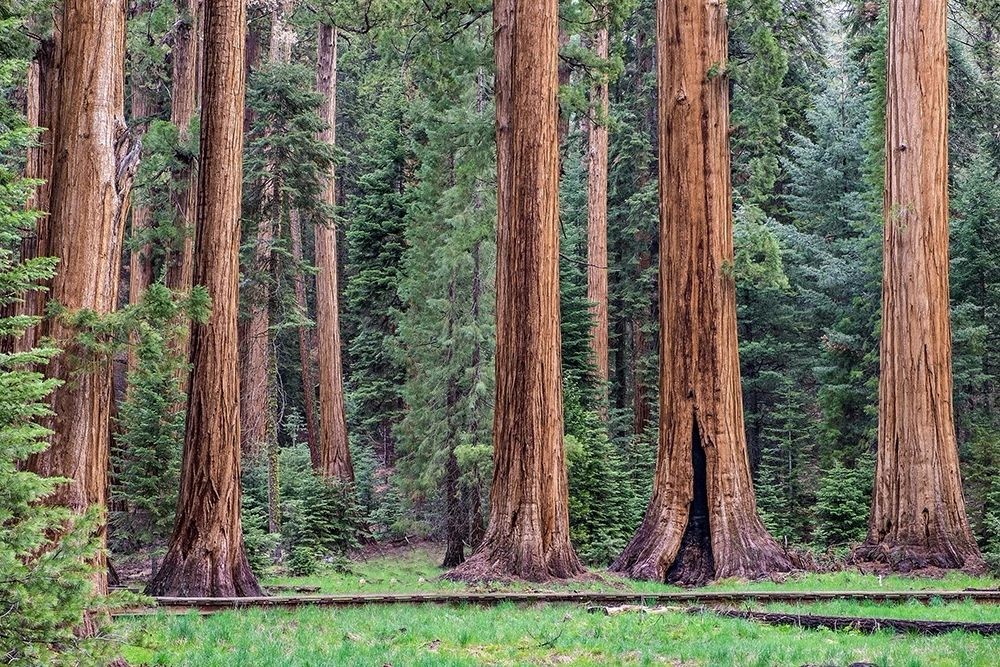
[666,420,715,585]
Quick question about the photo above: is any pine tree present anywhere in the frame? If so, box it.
[395,8,495,568]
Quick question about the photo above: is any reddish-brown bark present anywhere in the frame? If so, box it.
[314,23,354,482]
[127,55,156,373]
[148,0,262,597]
[16,29,60,354]
[854,0,983,572]
[289,208,319,461]
[26,0,132,601]
[611,0,790,585]
[586,13,610,397]
[164,0,201,306]
[447,0,582,582]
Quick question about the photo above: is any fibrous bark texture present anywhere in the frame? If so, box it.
[610,0,791,585]
[586,14,610,394]
[855,0,983,573]
[128,59,155,373]
[165,0,200,292]
[16,30,60,354]
[164,0,202,388]
[447,0,582,582]
[148,0,262,597]
[314,23,353,482]
[26,0,131,598]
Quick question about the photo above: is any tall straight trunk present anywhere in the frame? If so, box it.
[631,26,654,436]
[17,31,60,354]
[314,23,353,481]
[586,12,610,397]
[127,66,155,372]
[611,0,790,585]
[448,0,582,582]
[27,0,131,600]
[239,2,292,460]
[289,209,319,461]
[441,275,465,568]
[465,240,487,550]
[855,0,983,572]
[148,0,262,597]
[164,0,201,351]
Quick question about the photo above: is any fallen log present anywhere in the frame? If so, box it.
[691,607,1000,636]
[110,589,1000,618]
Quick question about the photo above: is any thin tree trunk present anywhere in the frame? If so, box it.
[27,0,133,603]
[164,0,202,387]
[16,30,60,354]
[240,2,292,460]
[448,0,583,582]
[557,27,571,152]
[465,240,487,551]
[289,208,319,461]
[441,273,466,568]
[611,0,790,585]
[127,59,155,373]
[148,0,262,597]
[314,23,353,481]
[586,12,610,403]
[855,0,983,572]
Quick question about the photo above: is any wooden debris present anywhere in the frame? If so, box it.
[690,607,1000,636]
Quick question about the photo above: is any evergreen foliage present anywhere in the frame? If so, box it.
[0,18,108,661]
[110,284,197,551]
[341,48,410,465]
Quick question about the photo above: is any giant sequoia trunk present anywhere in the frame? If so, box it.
[586,12,610,394]
[314,24,354,481]
[610,0,791,585]
[148,0,262,597]
[447,0,582,582]
[854,0,983,572]
[27,0,131,598]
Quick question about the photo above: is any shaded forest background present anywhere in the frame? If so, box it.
[4,0,1000,576]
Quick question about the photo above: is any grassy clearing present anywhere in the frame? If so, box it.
[265,544,999,595]
[117,545,1000,666]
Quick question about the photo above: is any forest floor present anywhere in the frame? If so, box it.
[115,543,1000,666]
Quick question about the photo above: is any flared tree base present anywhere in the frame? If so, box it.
[853,539,985,574]
[444,534,585,583]
[147,539,263,597]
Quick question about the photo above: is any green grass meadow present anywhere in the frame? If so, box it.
[115,546,1000,666]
